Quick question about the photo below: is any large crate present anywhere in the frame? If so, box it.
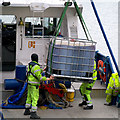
[47,37,96,80]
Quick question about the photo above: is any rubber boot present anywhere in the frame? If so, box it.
[83,105,93,110]
[30,112,40,119]
[78,101,87,106]
[104,102,112,106]
[24,108,31,115]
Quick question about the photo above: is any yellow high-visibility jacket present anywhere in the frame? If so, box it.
[27,61,47,86]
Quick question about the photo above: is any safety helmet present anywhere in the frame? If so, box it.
[31,53,38,62]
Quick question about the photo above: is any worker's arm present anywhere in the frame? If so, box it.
[43,66,47,71]
[33,65,54,81]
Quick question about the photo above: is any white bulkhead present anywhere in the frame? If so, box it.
[0,2,83,82]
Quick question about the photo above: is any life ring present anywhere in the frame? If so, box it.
[98,60,106,82]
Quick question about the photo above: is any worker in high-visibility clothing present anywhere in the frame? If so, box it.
[104,72,120,106]
[79,60,97,110]
[24,53,54,119]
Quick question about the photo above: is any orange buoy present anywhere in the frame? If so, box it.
[98,60,106,82]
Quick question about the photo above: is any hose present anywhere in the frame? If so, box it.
[1,103,25,109]
[8,82,27,104]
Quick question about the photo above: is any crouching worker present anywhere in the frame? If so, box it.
[24,53,54,119]
[104,73,120,106]
[79,60,97,110]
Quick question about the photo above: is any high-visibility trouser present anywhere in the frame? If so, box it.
[79,81,96,106]
[106,88,120,103]
[25,84,39,112]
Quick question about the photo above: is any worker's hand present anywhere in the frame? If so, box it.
[50,75,54,80]
[43,66,47,71]
[46,76,54,81]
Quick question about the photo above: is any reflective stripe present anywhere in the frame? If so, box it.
[29,73,32,75]
[107,88,109,91]
[29,73,36,76]
[112,78,115,87]
[115,87,120,89]
[112,78,115,82]
[32,106,37,109]
[87,103,93,106]
[31,64,38,73]
[109,87,113,89]
[34,69,41,73]
[31,109,37,112]
[31,106,37,112]
[26,103,31,106]
[28,81,40,84]
[81,96,84,98]
[93,76,97,79]
[106,93,112,95]
[40,77,43,80]
[86,100,92,104]
[107,87,113,90]
[25,103,31,108]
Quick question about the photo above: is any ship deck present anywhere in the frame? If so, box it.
[2,98,119,119]
[1,80,120,119]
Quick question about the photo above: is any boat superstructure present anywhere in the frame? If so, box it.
[0,1,83,82]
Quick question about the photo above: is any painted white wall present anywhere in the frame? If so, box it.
[77,0,118,72]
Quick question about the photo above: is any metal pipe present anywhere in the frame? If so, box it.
[90,0,120,76]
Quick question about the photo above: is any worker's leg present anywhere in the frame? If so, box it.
[104,80,114,105]
[105,94,112,104]
[112,89,119,105]
[24,85,31,115]
[79,82,87,106]
[105,89,119,106]
[83,81,96,110]
[30,85,40,119]
[113,89,119,97]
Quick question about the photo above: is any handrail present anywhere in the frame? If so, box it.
[90,0,120,76]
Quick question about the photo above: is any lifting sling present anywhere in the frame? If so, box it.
[47,0,93,74]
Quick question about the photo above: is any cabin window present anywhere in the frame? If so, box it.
[0,15,16,71]
[25,17,60,37]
